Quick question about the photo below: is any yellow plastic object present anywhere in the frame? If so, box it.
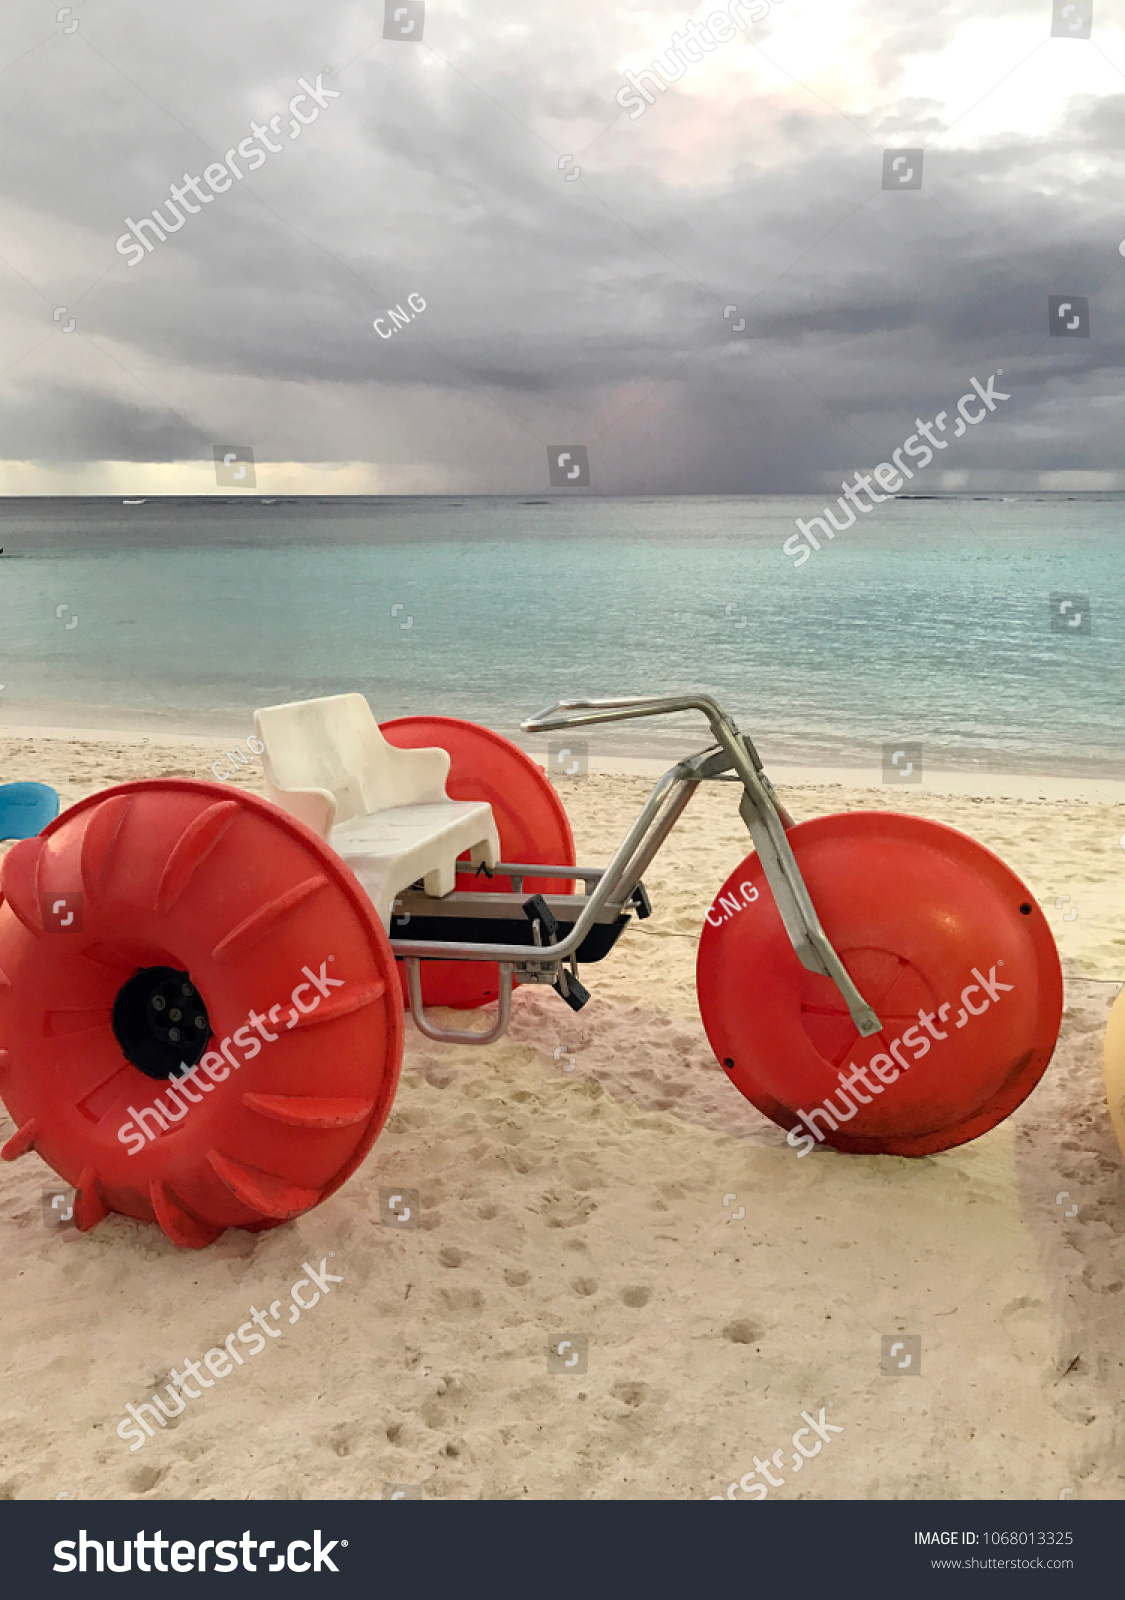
[1104,986,1125,1161]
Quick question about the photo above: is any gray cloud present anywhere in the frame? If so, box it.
[0,0,1121,489]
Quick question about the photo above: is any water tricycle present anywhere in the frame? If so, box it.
[0,692,1065,1247]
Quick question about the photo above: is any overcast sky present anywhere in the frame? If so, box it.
[0,0,1122,494]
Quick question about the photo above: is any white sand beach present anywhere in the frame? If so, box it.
[1,728,1123,1501]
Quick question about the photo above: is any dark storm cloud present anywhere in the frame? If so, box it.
[0,0,1121,488]
[0,384,208,462]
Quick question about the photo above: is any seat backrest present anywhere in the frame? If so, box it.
[254,695,451,825]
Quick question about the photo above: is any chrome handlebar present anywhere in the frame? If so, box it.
[521,691,882,1039]
[522,693,759,761]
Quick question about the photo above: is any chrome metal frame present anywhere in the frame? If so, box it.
[392,693,883,1044]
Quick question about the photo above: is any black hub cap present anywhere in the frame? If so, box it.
[112,966,212,1081]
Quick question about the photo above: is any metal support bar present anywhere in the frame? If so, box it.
[403,959,516,1045]
[394,889,624,922]
[611,775,699,906]
[456,861,608,887]
[521,694,881,1038]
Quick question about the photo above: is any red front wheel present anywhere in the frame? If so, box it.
[696,812,1063,1156]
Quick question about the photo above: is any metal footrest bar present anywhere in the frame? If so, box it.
[403,959,516,1045]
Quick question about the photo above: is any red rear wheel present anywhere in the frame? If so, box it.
[0,781,403,1247]
[381,717,576,1009]
[696,812,1063,1156]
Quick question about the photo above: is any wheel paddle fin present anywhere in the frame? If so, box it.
[74,1166,109,1231]
[211,875,329,962]
[242,1093,375,1128]
[155,801,241,914]
[149,1179,224,1249]
[0,837,46,934]
[80,794,134,904]
[207,1149,321,1219]
[2,1117,41,1160]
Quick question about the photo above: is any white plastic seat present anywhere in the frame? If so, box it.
[253,694,499,927]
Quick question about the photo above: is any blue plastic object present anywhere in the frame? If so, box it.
[0,783,60,840]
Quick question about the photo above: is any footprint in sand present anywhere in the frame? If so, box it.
[128,1463,166,1493]
[723,1318,763,1344]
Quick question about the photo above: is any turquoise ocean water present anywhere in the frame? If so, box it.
[1,494,1122,777]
